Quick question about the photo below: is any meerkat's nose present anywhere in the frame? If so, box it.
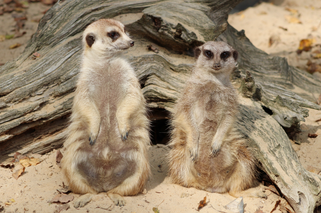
[213,63,221,70]
[130,40,135,47]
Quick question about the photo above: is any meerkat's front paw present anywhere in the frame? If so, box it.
[118,123,130,141]
[73,194,93,208]
[108,193,126,206]
[211,140,222,156]
[89,132,98,145]
[88,121,100,145]
[188,146,198,162]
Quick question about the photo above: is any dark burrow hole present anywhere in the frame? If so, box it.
[149,108,171,145]
[262,105,273,115]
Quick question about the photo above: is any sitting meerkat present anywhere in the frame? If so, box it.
[168,41,265,198]
[61,19,150,207]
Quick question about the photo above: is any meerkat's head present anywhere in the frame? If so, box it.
[82,19,134,58]
[194,41,238,75]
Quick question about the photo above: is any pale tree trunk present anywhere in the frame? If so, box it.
[0,0,320,212]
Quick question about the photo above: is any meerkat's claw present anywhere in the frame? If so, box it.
[73,194,93,208]
[189,147,198,162]
[89,135,97,145]
[211,145,221,157]
[121,131,129,141]
[108,193,126,206]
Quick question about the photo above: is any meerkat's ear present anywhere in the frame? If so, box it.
[194,47,202,59]
[86,33,96,48]
[233,50,238,61]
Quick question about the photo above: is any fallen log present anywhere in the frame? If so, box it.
[0,0,320,212]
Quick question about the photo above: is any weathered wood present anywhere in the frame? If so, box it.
[0,0,321,212]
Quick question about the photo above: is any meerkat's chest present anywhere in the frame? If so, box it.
[192,87,235,122]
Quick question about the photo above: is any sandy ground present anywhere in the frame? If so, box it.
[0,0,321,212]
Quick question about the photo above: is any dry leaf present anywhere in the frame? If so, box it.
[197,196,208,211]
[19,156,40,167]
[285,15,302,24]
[285,8,298,15]
[270,200,281,213]
[3,6,14,13]
[51,194,74,204]
[0,35,5,42]
[278,26,287,31]
[0,163,14,169]
[0,158,15,169]
[4,198,15,206]
[297,39,314,54]
[19,158,31,167]
[12,164,25,179]
[311,50,321,59]
[14,7,25,12]
[14,152,22,160]
[152,207,160,213]
[306,61,321,74]
[308,133,318,138]
[15,31,26,38]
[267,184,280,196]
[41,0,57,5]
[29,157,41,166]
[147,44,159,53]
[5,34,14,40]
[279,200,295,213]
[9,43,21,49]
[56,150,63,164]
[268,35,280,47]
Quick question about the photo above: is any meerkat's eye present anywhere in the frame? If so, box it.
[107,31,120,41]
[220,51,231,60]
[204,50,213,59]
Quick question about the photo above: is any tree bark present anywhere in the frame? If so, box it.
[0,0,320,212]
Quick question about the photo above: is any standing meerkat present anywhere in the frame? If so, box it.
[61,19,150,207]
[168,41,265,197]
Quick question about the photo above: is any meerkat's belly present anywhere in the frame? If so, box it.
[190,89,238,187]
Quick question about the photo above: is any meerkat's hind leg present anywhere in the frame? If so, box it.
[73,193,93,208]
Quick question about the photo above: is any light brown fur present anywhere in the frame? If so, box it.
[61,19,150,207]
[168,41,265,197]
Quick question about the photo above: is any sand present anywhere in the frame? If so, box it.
[0,0,321,212]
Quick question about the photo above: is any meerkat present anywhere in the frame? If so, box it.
[168,41,265,198]
[61,19,150,207]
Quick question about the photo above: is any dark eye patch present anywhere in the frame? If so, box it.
[107,31,120,41]
[220,51,231,60]
[204,50,213,59]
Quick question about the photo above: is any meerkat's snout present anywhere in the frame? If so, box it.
[213,63,221,70]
